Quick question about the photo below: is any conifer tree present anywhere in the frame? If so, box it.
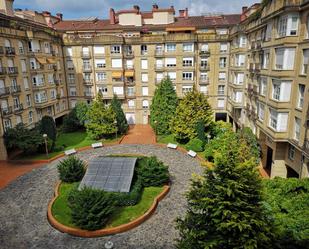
[150,77,178,135]
[170,88,213,142]
[111,95,129,135]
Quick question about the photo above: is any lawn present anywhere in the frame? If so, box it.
[16,131,119,160]
[51,182,164,229]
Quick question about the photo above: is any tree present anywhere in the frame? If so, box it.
[170,88,213,142]
[111,95,128,135]
[238,127,261,165]
[150,77,178,135]
[4,123,43,153]
[85,94,117,139]
[62,108,81,132]
[39,116,57,149]
[176,134,275,249]
[75,102,89,126]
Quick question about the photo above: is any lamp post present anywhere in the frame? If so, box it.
[104,241,114,249]
[43,133,48,159]
[207,134,211,144]
[154,120,158,135]
[114,120,117,139]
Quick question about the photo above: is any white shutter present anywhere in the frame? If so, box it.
[201,44,208,51]
[112,59,122,68]
[156,73,163,80]
[167,72,176,80]
[7,59,14,67]
[94,46,105,54]
[141,59,148,69]
[278,113,288,132]
[156,59,163,67]
[95,59,105,65]
[200,86,208,93]
[217,99,225,108]
[284,48,295,70]
[280,81,291,101]
[304,49,309,64]
[238,73,244,84]
[66,47,72,56]
[113,86,124,95]
[220,43,228,51]
[141,73,148,82]
[142,87,148,96]
[276,48,284,68]
[165,58,176,66]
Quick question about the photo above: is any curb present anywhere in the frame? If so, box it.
[47,182,170,237]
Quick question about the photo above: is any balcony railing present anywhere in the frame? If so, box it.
[83,79,93,85]
[199,77,210,84]
[124,51,134,57]
[0,87,10,97]
[0,47,4,55]
[80,51,91,58]
[0,67,6,75]
[200,64,210,70]
[5,47,15,56]
[199,50,210,56]
[1,107,13,116]
[155,65,164,70]
[84,92,94,97]
[83,66,92,72]
[7,67,18,75]
[155,50,164,56]
[13,104,23,113]
[11,85,21,94]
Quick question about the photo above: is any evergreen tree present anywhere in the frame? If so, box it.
[150,77,178,135]
[62,108,81,132]
[170,88,213,142]
[39,115,57,149]
[85,94,117,139]
[75,102,89,126]
[176,135,275,249]
[111,95,128,135]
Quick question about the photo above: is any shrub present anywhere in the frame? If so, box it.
[62,109,81,132]
[186,138,204,152]
[136,157,169,187]
[195,120,206,145]
[57,156,86,183]
[68,187,117,230]
[112,178,143,206]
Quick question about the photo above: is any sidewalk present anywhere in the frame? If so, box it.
[0,161,45,189]
[120,125,156,144]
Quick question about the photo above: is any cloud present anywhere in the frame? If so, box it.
[14,0,258,19]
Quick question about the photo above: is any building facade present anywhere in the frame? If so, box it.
[0,0,308,179]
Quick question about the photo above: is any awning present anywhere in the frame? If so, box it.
[112,71,122,78]
[47,58,57,64]
[125,71,134,77]
[36,57,47,64]
[166,27,196,32]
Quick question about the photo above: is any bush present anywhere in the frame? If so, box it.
[62,109,81,132]
[68,187,117,230]
[136,157,169,187]
[186,138,204,152]
[57,156,86,183]
[112,178,143,206]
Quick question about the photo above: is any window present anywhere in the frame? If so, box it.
[44,42,50,54]
[200,85,208,94]
[278,15,288,37]
[200,72,208,81]
[219,57,226,68]
[142,100,149,109]
[269,109,288,131]
[126,60,133,69]
[113,86,124,95]
[111,59,122,68]
[236,54,245,66]
[34,91,47,103]
[235,73,244,85]
[307,15,309,38]
[67,60,74,70]
[182,86,193,94]
[220,43,228,52]
[294,117,301,141]
[239,36,247,48]
[141,59,148,69]
[218,85,225,95]
[128,100,135,108]
[95,59,106,68]
[127,87,134,97]
[16,115,22,124]
[166,43,176,52]
[183,57,193,67]
[167,72,176,81]
[278,14,299,37]
[23,77,29,90]
[50,89,56,99]
[48,74,54,84]
[275,48,295,70]
[141,45,147,55]
[258,102,265,121]
[165,58,176,67]
[262,51,270,69]
[156,59,163,69]
[302,49,309,75]
[18,41,24,54]
[94,46,105,54]
[98,86,108,95]
[271,80,291,102]
[219,72,226,80]
[26,94,31,107]
[111,45,121,54]
[4,119,12,130]
[259,77,267,96]
[201,43,209,52]
[298,84,305,109]
[233,91,242,103]
[155,44,164,54]
[141,73,148,83]
[182,72,193,81]
[142,86,148,96]
[68,74,75,84]
[183,43,193,52]
[83,73,91,81]
[217,98,225,108]
[66,47,72,57]
[96,72,106,82]
[21,59,27,72]
[288,144,295,161]
[265,22,272,41]
[69,87,76,96]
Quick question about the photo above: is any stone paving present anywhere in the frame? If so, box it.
[0,144,202,249]
[121,125,156,145]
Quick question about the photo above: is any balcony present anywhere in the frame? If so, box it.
[155,50,164,57]
[34,98,49,108]
[1,107,13,116]
[126,91,136,98]
[199,50,210,56]
[0,67,6,76]
[249,63,260,73]
[69,91,77,97]
[13,104,23,113]
[155,65,164,71]
[0,87,10,97]
[5,47,15,56]
[81,51,91,58]
[7,67,18,75]
[125,79,135,85]
[84,92,94,98]
[54,79,62,85]
[199,77,210,84]
[83,66,92,72]
[83,79,93,85]
[33,83,46,89]
[124,51,134,58]
[11,85,21,94]
[200,64,210,71]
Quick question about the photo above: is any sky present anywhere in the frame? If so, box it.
[14,0,258,19]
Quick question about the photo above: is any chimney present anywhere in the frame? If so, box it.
[184,7,188,19]
[133,5,140,12]
[152,4,158,10]
[42,11,51,16]
[109,8,115,25]
[0,0,14,16]
[242,6,248,13]
[170,5,175,14]
[179,10,185,17]
[56,13,63,21]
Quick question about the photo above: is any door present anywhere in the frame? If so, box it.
[126,113,135,125]
[143,115,148,124]
[266,146,273,174]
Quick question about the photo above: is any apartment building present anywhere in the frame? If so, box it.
[0,0,308,179]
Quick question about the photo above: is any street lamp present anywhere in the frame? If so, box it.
[207,134,211,144]
[114,120,117,139]
[43,133,49,159]
[104,241,114,249]
[154,120,158,135]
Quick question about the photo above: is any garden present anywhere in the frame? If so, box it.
[5,94,129,160]
[50,155,170,231]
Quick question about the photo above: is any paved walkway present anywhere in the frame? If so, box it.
[0,144,202,249]
[121,125,156,144]
[0,161,45,190]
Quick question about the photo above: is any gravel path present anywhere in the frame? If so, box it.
[0,144,202,249]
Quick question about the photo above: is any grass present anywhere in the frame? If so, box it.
[16,131,119,160]
[51,182,164,229]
